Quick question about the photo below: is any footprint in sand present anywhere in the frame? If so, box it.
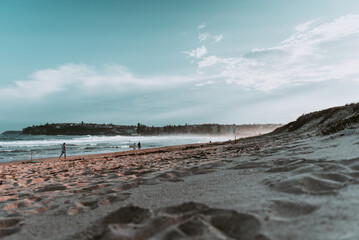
[342,157,359,181]
[264,160,356,195]
[264,173,347,195]
[0,218,22,238]
[3,199,34,211]
[268,200,318,218]
[70,202,270,240]
[36,184,67,192]
[155,171,184,182]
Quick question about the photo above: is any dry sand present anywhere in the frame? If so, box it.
[1,122,359,239]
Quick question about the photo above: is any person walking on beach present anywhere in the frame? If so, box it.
[59,143,66,160]
[138,142,141,150]
[133,143,136,150]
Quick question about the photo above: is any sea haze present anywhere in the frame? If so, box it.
[0,134,231,163]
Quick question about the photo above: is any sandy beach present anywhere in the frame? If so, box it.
[1,104,359,239]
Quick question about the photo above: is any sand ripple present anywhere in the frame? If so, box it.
[263,158,359,195]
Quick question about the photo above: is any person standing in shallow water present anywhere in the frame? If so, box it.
[59,143,66,160]
[138,142,141,150]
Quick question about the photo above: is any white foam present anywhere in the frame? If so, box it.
[0,135,229,147]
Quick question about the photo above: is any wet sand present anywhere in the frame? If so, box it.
[1,126,359,239]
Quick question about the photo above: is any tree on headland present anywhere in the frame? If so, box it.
[22,122,282,136]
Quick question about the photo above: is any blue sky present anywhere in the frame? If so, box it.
[1,0,359,132]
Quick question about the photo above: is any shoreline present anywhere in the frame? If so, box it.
[0,134,237,166]
[0,140,228,167]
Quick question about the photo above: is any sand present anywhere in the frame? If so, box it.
[1,124,359,239]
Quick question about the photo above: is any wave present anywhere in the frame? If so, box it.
[0,135,230,163]
[0,149,30,153]
[0,135,227,147]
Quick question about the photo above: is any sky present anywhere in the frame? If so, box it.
[1,0,359,132]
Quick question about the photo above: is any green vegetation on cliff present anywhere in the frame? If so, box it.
[22,122,282,136]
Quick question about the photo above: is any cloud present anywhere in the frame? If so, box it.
[183,46,207,58]
[291,15,359,42]
[0,64,205,99]
[281,15,359,60]
[213,35,223,43]
[196,14,359,91]
[196,24,223,43]
[197,23,206,29]
[294,18,320,32]
[195,80,216,87]
[198,56,230,68]
[198,33,223,43]
[198,33,210,42]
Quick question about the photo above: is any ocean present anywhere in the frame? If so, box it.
[0,134,230,163]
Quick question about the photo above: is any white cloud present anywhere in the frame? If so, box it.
[195,80,216,87]
[294,18,319,32]
[198,23,206,29]
[250,47,269,52]
[281,15,359,59]
[0,64,205,99]
[198,33,210,42]
[308,15,359,40]
[198,56,229,68]
[196,14,359,91]
[196,23,223,43]
[198,33,223,43]
[183,46,207,58]
[213,35,223,43]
